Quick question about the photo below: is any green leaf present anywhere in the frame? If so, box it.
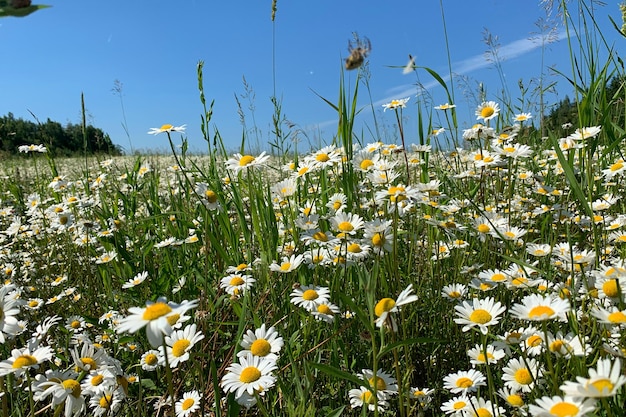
[310,362,366,388]
[0,4,50,18]
[378,337,443,359]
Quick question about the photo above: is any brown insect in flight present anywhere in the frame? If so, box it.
[345,35,371,71]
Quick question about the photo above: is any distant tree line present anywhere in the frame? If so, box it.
[0,113,122,156]
[543,75,626,137]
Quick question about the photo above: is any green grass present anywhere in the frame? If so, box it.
[2,1,626,416]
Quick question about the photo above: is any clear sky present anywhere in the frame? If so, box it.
[1,1,624,153]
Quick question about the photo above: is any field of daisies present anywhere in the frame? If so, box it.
[3,3,626,417]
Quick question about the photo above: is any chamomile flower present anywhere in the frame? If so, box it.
[358,369,398,398]
[175,390,202,417]
[510,293,570,322]
[435,102,456,110]
[160,323,205,368]
[140,349,163,371]
[147,124,186,135]
[330,212,365,236]
[0,344,54,377]
[476,101,500,122]
[502,357,543,393]
[121,271,148,289]
[220,353,278,399]
[225,152,270,173]
[348,386,389,411]
[467,396,506,417]
[116,297,199,348]
[442,283,467,301]
[443,369,486,394]
[220,273,255,297]
[237,324,284,361]
[32,369,86,417]
[269,254,304,273]
[81,367,116,396]
[467,343,506,366]
[453,297,506,334]
[374,284,418,331]
[441,395,471,415]
[567,125,601,140]
[528,395,596,417]
[498,387,525,409]
[89,389,123,417]
[590,305,626,327]
[560,358,626,398]
[290,285,331,311]
[311,301,341,323]
[382,97,410,111]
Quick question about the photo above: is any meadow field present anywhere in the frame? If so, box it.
[3,1,626,416]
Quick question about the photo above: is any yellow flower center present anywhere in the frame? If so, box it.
[477,224,491,233]
[302,289,319,300]
[250,339,271,357]
[70,320,81,329]
[550,340,564,352]
[143,302,172,320]
[374,298,396,317]
[239,155,256,166]
[182,398,195,410]
[160,124,173,131]
[514,368,533,385]
[608,311,626,323]
[317,304,333,315]
[338,221,354,232]
[62,379,82,398]
[611,162,624,171]
[239,366,261,383]
[528,305,555,319]
[476,408,492,417]
[603,280,619,298]
[588,378,614,393]
[476,352,494,363]
[453,400,467,410]
[347,243,362,253]
[81,357,97,370]
[368,376,387,391]
[511,277,528,286]
[361,390,376,404]
[469,309,492,324]
[507,393,524,407]
[172,339,191,357]
[360,159,374,170]
[527,335,542,347]
[316,153,330,162]
[230,276,245,286]
[456,377,473,388]
[449,291,461,298]
[481,107,495,118]
[167,313,181,326]
[372,233,384,247]
[550,402,579,417]
[12,355,37,368]
[313,231,328,242]
[91,374,104,386]
[490,273,506,282]
[205,190,217,203]
[99,394,113,408]
[280,262,292,271]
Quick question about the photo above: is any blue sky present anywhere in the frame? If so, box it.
[1,1,624,153]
